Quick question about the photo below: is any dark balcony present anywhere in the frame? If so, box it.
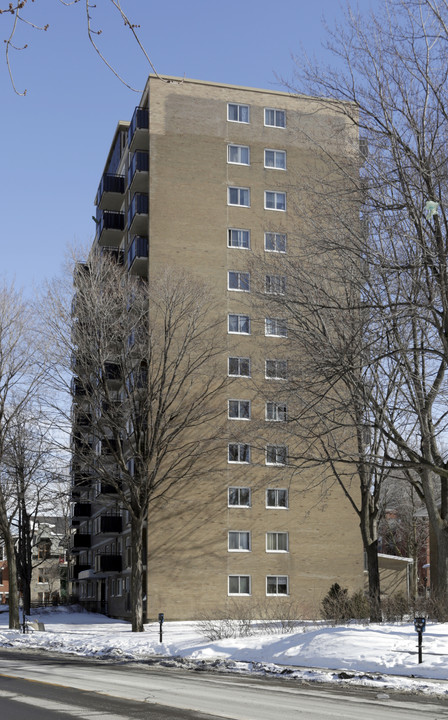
[99,246,124,265]
[128,151,149,194]
[102,362,122,385]
[128,193,148,236]
[73,411,92,428]
[127,235,148,277]
[128,106,149,152]
[96,480,122,496]
[72,533,91,550]
[96,173,125,211]
[98,515,122,534]
[96,209,125,247]
[71,377,89,399]
[71,563,90,580]
[73,503,92,518]
[95,553,122,573]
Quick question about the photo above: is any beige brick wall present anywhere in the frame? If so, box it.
[140,78,363,620]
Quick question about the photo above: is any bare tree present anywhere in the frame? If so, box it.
[46,252,227,632]
[0,0,170,96]
[0,280,44,628]
[286,0,448,613]
[1,408,68,614]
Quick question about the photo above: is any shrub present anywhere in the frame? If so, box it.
[321,583,352,622]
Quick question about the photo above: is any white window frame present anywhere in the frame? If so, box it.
[266,445,288,466]
[266,488,289,509]
[228,575,251,595]
[228,443,251,464]
[228,271,250,292]
[228,187,250,207]
[265,318,288,337]
[265,191,286,211]
[228,356,251,377]
[228,530,251,552]
[228,487,251,507]
[265,108,286,128]
[266,532,289,553]
[228,144,250,165]
[228,103,250,124]
[264,149,286,170]
[229,314,251,335]
[265,359,287,380]
[266,575,289,596]
[228,399,251,420]
[264,232,286,253]
[265,275,286,295]
[266,402,287,422]
[228,228,250,249]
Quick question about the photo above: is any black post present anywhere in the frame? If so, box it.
[418,631,423,664]
[158,612,164,643]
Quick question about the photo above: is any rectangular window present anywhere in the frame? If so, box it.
[228,531,251,551]
[228,487,251,507]
[228,271,250,292]
[228,144,250,165]
[266,488,289,508]
[264,149,286,169]
[265,191,286,211]
[228,443,250,463]
[266,445,287,465]
[265,318,288,337]
[265,275,286,295]
[228,228,250,249]
[266,402,287,422]
[266,532,289,552]
[266,575,289,595]
[228,103,250,123]
[265,108,286,128]
[228,187,250,207]
[228,314,250,334]
[228,400,251,420]
[228,356,250,377]
[228,575,251,595]
[265,232,286,253]
[265,359,287,380]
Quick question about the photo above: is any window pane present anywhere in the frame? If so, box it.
[229,576,239,593]
[228,488,239,505]
[239,488,250,506]
[239,576,250,593]
[229,188,238,204]
[240,189,249,206]
[266,576,277,594]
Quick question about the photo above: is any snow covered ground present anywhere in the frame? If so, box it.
[0,606,447,697]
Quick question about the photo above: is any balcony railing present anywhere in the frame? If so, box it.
[128,193,149,235]
[70,563,90,580]
[96,173,125,209]
[73,503,92,518]
[128,106,149,150]
[96,210,125,247]
[98,515,122,534]
[72,533,91,549]
[127,235,148,275]
[94,553,122,573]
[128,151,149,190]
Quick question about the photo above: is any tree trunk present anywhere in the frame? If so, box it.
[429,521,448,620]
[130,514,144,632]
[5,535,20,629]
[364,539,382,623]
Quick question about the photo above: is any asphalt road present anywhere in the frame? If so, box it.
[0,648,447,720]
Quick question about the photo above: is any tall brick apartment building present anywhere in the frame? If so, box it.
[69,76,364,621]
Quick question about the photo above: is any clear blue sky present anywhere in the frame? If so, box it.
[1,0,375,291]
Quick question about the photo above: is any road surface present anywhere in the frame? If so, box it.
[0,649,446,719]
